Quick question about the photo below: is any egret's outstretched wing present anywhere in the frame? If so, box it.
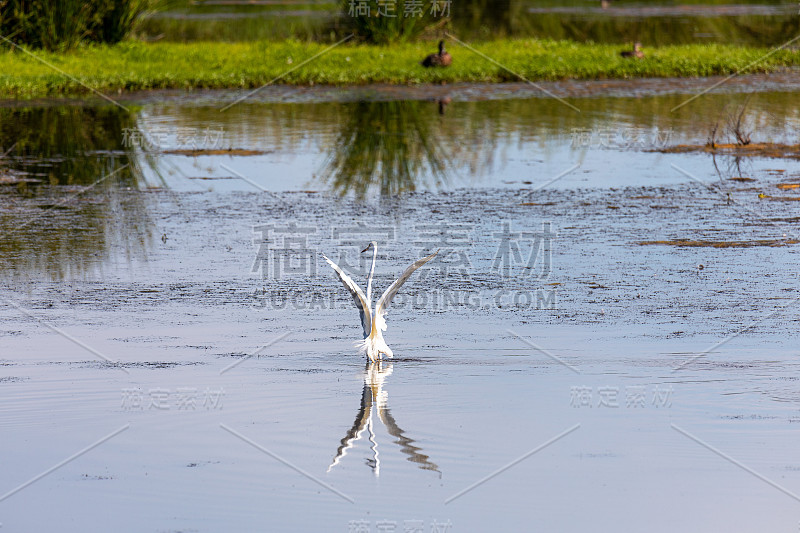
[375,250,438,331]
[322,254,372,337]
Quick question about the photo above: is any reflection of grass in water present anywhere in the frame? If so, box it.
[0,105,156,280]
[0,105,141,186]
[0,186,154,280]
[323,101,452,199]
[154,90,800,196]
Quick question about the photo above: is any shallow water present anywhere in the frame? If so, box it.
[1,78,800,532]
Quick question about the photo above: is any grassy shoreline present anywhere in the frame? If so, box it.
[1,39,799,98]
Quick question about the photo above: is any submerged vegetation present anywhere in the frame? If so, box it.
[1,39,799,97]
[669,96,800,159]
[706,96,755,148]
[658,142,800,160]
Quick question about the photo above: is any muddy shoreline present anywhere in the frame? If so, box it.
[3,71,800,108]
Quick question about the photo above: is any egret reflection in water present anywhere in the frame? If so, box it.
[328,361,440,477]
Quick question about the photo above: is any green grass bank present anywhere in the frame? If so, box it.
[2,39,799,98]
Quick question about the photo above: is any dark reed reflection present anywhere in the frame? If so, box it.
[0,105,155,280]
[322,100,455,200]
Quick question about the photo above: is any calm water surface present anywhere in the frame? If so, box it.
[1,79,800,532]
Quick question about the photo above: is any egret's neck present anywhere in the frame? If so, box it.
[366,244,377,304]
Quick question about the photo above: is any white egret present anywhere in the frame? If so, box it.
[322,242,438,361]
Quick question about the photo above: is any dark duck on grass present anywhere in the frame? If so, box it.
[620,42,644,59]
[421,40,452,68]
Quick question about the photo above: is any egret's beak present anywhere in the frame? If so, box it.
[361,244,372,253]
